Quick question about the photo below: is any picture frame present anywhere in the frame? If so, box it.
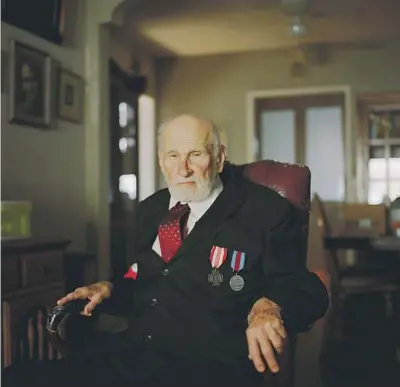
[57,68,84,123]
[8,39,53,128]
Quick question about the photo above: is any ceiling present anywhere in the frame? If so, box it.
[118,0,400,57]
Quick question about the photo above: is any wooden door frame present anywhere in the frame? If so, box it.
[246,86,354,201]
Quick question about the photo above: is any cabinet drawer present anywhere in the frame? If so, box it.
[21,251,63,288]
[2,255,20,293]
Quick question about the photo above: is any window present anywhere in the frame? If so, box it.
[367,111,400,204]
[255,94,345,201]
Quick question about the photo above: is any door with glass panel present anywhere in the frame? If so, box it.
[255,94,345,201]
[109,60,140,278]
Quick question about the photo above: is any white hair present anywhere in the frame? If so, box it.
[157,115,221,158]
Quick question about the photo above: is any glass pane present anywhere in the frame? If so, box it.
[119,137,136,154]
[389,180,400,201]
[368,158,387,179]
[305,106,344,201]
[368,180,387,204]
[369,145,385,159]
[388,111,400,138]
[119,174,137,200]
[369,113,386,139]
[388,158,400,179]
[118,102,135,130]
[260,110,295,163]
[393,113,400,128]
[390,145,400,158]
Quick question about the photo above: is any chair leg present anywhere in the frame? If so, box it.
[332,297,345,342]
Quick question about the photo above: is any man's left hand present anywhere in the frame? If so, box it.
[246,298,287,374]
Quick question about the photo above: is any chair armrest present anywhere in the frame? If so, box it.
[263,335,296,387]
[47,300,96,355]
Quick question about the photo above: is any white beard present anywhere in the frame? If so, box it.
[165,165,218,203]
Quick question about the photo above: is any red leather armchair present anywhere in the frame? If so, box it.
[241,159,311,243]
[48,160,315,386]
[231,160,311,387]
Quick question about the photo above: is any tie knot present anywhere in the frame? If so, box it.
[171,202,189,213]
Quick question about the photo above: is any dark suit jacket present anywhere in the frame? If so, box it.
[105,167,329,374]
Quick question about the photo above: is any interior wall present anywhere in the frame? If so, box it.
[1,22,87,249]
[155,43,400,189]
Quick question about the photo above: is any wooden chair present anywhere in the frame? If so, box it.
[313,194,400,343]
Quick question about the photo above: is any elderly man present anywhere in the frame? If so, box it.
[3,114,328,387]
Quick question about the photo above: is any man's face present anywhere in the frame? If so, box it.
[158,116,225,202]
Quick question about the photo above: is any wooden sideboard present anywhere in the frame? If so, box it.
[1,238,70,368]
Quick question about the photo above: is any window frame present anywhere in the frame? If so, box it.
[357,92,400,203]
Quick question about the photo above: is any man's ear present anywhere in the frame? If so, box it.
[216,145,227,173]
[158,151,164,173]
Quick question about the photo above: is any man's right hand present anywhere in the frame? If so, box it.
[57,281,113,316]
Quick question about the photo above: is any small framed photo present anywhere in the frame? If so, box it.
[8,40,53,128]
[57,68,84,123]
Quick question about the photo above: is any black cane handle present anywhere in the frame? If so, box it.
[47,299,89,333]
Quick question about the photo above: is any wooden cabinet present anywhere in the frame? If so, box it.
[1,239,70,368]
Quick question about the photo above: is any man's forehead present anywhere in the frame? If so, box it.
[166,115,211,133]
[162,115,213,145]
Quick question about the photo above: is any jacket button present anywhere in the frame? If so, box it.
[145,335,152,342]
[162,268,169,276]
[150,298,157,307]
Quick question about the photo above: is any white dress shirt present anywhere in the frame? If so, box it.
[152,176,223,256]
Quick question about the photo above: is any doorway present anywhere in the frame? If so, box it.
[253,93,346,202]
[109,60,141,278]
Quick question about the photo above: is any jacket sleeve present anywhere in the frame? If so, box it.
[262,202,329,333]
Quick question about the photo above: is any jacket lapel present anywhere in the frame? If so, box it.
[136,189,170,252]
[173,171,247,262]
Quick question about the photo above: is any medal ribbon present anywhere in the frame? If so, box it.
[230,251,246,272]
[209,246,228,269]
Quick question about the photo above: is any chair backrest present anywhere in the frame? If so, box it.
[312,194,340,295]
[236,159,311,266]
[241,160,311,212]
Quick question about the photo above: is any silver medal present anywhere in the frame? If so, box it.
[229,274,245,292]
[208,268,223,287]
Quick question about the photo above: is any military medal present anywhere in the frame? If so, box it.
[208,246,228,287]
[230,250,246,292]
[208,268,224,286]
[229,274,245,292]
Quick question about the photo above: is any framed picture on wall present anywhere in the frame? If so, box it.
[8,39,53,128]
[57,68,84,123]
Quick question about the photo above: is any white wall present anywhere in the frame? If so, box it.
[1,23,86,249]
[155,43,400,190]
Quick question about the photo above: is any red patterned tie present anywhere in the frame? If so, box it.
[158,202,190,262]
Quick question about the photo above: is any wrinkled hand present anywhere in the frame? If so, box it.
[246,297,287,374]
[57,281,113,316]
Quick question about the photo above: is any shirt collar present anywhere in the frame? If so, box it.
[169,176,223,220]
